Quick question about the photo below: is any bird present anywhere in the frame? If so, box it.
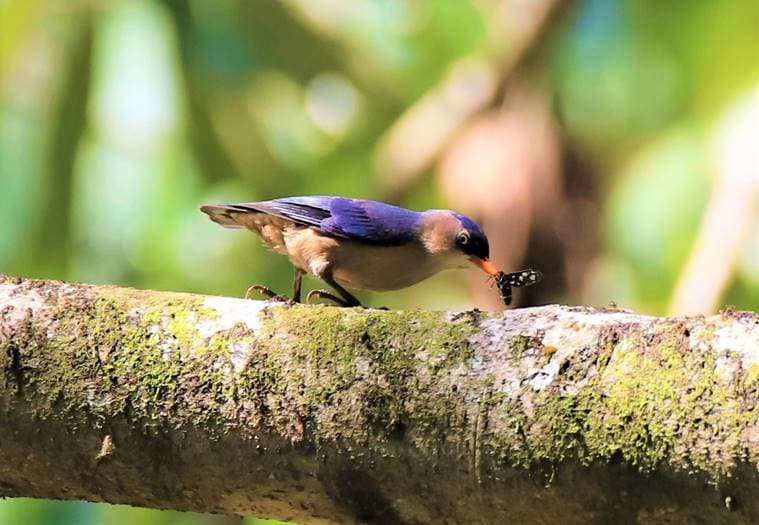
[200,196,501,308]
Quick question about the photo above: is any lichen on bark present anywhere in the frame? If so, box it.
[1,274,759,524]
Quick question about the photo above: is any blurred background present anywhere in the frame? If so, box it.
[0,0,757,523]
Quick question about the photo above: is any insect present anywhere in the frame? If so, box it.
[494,269,543,306]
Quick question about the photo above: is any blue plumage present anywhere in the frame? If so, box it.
[236,196,422,245]
[320,198,420,245]
[453,213,486,242]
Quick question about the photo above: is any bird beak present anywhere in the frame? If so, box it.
[469,257,499,276]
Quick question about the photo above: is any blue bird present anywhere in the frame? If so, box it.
[200,196,501,307]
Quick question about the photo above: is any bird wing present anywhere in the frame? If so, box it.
[234,197,333,228]
[201,197,331,230]
[202,197,420,245]
[320,197,419,245]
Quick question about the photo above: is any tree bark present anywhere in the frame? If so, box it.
[0,274,758,524]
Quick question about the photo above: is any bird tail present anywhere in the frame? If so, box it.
[199,204,245,229]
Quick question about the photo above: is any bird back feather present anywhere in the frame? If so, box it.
[201,196,422,246]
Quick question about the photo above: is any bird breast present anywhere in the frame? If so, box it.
[332,241,455,291]
[282,228,458,291]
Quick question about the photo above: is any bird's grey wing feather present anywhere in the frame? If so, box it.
[202,197,332,230]
[202,197,420,245]
[241,198,333,229]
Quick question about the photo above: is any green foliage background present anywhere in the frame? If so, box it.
[0,0,757,523]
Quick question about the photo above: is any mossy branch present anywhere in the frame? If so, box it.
[1,275,758,523]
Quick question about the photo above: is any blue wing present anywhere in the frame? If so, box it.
[225,196,421,245]
[320,198,420,245]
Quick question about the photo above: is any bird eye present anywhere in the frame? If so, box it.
[456,231,471,246]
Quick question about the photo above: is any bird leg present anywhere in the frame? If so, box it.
[305,289,350,306]
[324,276,363,307]
[244,284,289,302]
[292,268,304,303]
[305,275,363,307]
[244,269,306,303]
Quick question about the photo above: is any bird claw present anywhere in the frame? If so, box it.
[245,285,290,303]
[305,289,350,307]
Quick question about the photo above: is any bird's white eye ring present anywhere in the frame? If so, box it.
[457,231,471,245]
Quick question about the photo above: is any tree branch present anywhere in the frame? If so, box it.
[0,274,758,523]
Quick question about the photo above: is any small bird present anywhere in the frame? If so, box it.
[200,196,501,307]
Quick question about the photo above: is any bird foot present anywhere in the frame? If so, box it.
[305,289,352,307]
[245,285,291,303]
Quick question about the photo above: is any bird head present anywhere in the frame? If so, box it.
[418,211,499,276]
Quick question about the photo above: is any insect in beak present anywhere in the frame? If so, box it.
[493,269,544,306]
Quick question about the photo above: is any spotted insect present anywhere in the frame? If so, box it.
[494,269,543,306]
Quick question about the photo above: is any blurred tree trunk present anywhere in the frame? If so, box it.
[39,12,93,279]
[0,274,757,524]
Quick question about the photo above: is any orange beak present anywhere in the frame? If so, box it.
[469,257,499,276]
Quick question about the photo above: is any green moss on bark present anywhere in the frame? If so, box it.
[4,277,759,522]
[6,281,752,486]
[241,306,484,446]
[14,286,249,433]
[479,319,751,482]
